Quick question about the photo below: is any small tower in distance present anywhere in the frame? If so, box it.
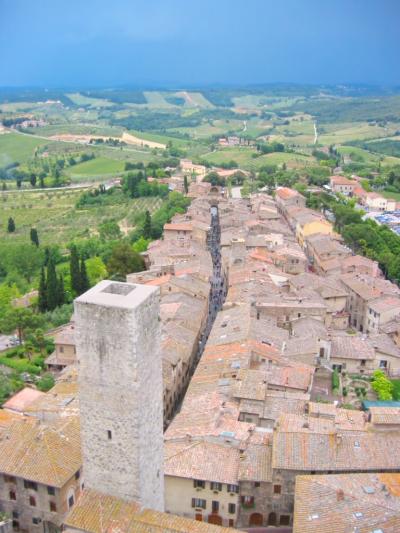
[74,280,164,511]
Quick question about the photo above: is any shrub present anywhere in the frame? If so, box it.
[371,369,394,400]
[332,370,340,390]
[0,357,41,375]
[342,387,348,397]
[36,373,55,392]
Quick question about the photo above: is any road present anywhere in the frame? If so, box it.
[313,122,318,144]
[231,186,242,199]
[0,335,17,352]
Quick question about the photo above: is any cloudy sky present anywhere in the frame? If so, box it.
[0,0,399,87]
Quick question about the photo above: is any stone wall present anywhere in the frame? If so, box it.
[75,281,164,511]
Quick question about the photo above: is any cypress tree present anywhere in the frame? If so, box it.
[30,228,39,247]
[143,210,152,239]
[7,217,15,233]
[46,257,58,311]
[79,257,90,294]
[184,175,189,194]
[44,247,50,266]
[70,245,81,295]
[57,274,65,307]
[38,267,47,313]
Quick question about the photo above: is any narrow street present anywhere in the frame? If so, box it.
[171,204,226,418]
[202,205,226,348]
[193,204,226,360]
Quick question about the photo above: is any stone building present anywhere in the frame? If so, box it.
[74,280,164,510]
[0,416,81,533]
[45,324,77,373]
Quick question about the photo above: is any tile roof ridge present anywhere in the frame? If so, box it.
[166,439,202,461]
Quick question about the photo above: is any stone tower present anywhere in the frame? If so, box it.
[74,280,164,511]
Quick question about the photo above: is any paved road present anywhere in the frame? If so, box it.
[0,334,17,352]
[231,186,242,199]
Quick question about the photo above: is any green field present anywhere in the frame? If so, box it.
[65,157,125,178]
[382,190,400,201]
[0,132,48,165]
[337,145,400,167]
[143,91,175,108]
[201,147,314,170]
[127,129,190,149]
[66,92,113,108]
[176,91,214,109]
[26,123,124,137]
[0,189,163,247]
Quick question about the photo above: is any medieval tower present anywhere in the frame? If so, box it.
[74,280,164,511]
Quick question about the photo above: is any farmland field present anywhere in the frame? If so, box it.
[0,189,163,247]
[65,157,126,179]
[143,91,174,108]
[66,92,113,108]
[127,129,190,149]
[0,132,48,165]
[201,147,315,170]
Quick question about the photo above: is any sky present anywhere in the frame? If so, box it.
[0,0,399,88]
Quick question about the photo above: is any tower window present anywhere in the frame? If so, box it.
[107,430,112,440]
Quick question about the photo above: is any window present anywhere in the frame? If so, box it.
[241,495,254,506]
[9,490,16,501]
[47,486,55,496]
[68,495,75,508]
[29,496,36,507]
[228,503,236,514]
[212,501,219,513]
[254,482,260,488]
[194,479,205,489]
[75,470,80,480]
[49,501,57,512]
[12,521,19,530]
[107,430,112,440]
[191,498,206,509]
[24,480,38,491]
[280,515,290,526]
[60,346,64,353]
[361,359,366,366]
[274,484,282,494]
[380,360,388,369]
[210,482,222,491]
[227,484,239,493]
[12,511,19,519]
[32,517,41,525]
[4,474,16,483]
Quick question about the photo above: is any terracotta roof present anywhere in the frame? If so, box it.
[0,417,81,486]
[369,296,400,314]
[273,413,400,472]
[276,187,301,200]
[238,437,272,483]
[54,323,76,346]
[3,387,45,413]
[330,334,375,360]
[369,406,400,425]
[165,440,239,485]
[164,223,193,232]
[293,473,400,533]
[65,489,238,532]
[330,175,357,186]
